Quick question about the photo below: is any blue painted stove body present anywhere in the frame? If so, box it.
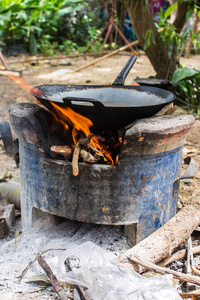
[20,142,182,243]
[9,103,195,244]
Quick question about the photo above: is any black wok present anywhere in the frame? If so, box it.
[32,55,175,133]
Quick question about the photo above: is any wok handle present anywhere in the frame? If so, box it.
[112,55,137,86]
[62,97,105,112]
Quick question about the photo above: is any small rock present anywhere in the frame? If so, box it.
[59,59,73,66]
[184,181,192,186]
[50,60,59,67]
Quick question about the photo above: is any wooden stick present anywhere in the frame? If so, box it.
[70,28,164,74]
[0,68,22,76]
[65,258,87,300]
[159,245,200,267]
[21,286,48,295]
[70,40,139,73]
[179,290,200,299]
[130,255,200,286]
[18,248,66,282]
[72,134,95,176]
[119,192,200,273]
[72,142,81,176]
[7,52,110,65]
[0,50,8,69]
[38,255,69,300]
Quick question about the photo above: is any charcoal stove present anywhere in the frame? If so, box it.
[9,102,197,244]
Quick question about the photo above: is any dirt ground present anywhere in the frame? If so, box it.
[0,53,200,299]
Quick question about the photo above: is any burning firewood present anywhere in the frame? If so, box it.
[50,145,72,160]
[80,149,103,163]
[72,133,104,176]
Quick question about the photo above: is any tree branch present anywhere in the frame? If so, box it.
[173,1,189,34]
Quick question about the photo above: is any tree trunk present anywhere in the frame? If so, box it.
[173,1,189,34]
[115,0,125,45]
[185,13,200,58]
[126,1,189,80]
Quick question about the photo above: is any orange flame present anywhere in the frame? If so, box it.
[50,101,93,144]
[50,102,114,164]
[6,74,115,164]
[91,136,114,164]
[6,74,43,97]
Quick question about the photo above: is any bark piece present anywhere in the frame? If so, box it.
[159,245,200,267]
[119,192,200,273]
[0,204,15,238]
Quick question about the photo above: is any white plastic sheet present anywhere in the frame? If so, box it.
[59,241,182,300]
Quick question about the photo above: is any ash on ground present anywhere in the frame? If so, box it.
[0,211,129,299]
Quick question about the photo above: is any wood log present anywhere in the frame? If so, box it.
[119,192,200,273]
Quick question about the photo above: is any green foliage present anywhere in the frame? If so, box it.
[29,32,37,55]
[181,0,200,18]
[143,1,200,58]
[143,29,155,51]
[172,67,200,114]
[157,4,181,58]
[38,35,60,56]
[164,2,178,19]
[0,0,87,55]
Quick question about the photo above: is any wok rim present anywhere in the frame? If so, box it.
[32,84,176,108]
